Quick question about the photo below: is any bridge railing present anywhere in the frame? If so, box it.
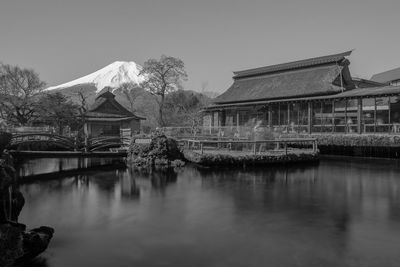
[161,126,285,140]
[4,126,55,134]
[8,133,132,152]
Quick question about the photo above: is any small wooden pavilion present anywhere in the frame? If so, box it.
[84,91,145,137]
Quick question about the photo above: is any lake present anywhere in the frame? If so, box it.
[18,157,400,267]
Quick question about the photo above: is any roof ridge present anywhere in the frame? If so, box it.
[233,50,352,79]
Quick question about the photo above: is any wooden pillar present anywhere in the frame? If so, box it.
[236,111,240,129]
[220,110,226,127]
[308,102,312,134]
[357,98,362,134]
[374,98,377,133]
[268,106,272,127]
[332,100,335,133]
[84,122,89,136]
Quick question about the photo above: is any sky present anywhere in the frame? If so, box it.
[0,0,399,93]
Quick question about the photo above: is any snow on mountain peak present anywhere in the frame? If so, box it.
[46,61,146,93]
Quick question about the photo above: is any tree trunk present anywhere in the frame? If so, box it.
[58,122,63,135]
[159,94,165,127]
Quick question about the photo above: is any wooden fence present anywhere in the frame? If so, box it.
[181,138,318,155]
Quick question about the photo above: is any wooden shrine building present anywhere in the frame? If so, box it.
[84,91,145,137]
[203,51,400,134]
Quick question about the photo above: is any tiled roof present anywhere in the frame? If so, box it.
[214,65,345,104]
[371,67,400,83]
[233,51,352,79]
[85,111,129,118]
[86,91,145,120]
[205,85,400,110]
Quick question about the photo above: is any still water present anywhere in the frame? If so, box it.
[18,157,400,267]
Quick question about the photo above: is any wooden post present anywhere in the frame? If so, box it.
[312,140,316,152]
[308,102,312,134]
[236,111,240,130]
[284,142,287,155]
[332,100,335,133]
[388,96,392,132]
[200,143,203,155]
[357,98,362,134]
[253,142,256,155]
[268,106,272,127]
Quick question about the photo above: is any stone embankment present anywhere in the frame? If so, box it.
[183,150,319,167]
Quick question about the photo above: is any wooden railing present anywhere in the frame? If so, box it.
[181,138,318,155]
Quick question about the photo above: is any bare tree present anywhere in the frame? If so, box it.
[77,90,88,114]
[120,82,142,113]
[139,55,187,127]
[36,92,79,134]
[0,64,46,125]
[164,90,205,129]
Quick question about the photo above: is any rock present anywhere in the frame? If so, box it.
[0,190,25,222]
[0,223,25,267]
[16,226,55,264]
[0,138,54,266]
[129,134,184,167]
[0,132,12,154]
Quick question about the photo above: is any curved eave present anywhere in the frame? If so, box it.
[233,50,352,79]
[85,116,144,122]
[204,86,400,111]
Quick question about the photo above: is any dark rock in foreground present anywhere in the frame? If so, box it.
[16,226,54,265]
[0,133,54,266]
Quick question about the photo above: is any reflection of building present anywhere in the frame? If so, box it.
[84,91,145,137]
[204,51,400,134]
[371,67,400,86]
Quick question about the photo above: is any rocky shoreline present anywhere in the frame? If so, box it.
[183,150,319,166]
[0,132,54,267]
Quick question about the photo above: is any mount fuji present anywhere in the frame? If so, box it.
[46,61,146,93]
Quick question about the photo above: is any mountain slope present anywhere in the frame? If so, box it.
[47,61,145,93]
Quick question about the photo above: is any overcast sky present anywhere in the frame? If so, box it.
[0,0,399,93]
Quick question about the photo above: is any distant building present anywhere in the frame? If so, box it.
[203,51,400,134]
[351,77,384,89]
[84,91,145,137]
[371,67,400,86]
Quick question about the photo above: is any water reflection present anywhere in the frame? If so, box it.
[18,157,400,267]
[16,157,124,177]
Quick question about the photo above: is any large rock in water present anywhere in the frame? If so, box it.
[0,132,12,154]
[129,134,184,167]
[0,145,54,266]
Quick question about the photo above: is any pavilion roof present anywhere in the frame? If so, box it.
[214,51,355,105]
[205,85,400,110]
[371,67,400,83]
[215,64,351,104]
[86,91,145,120]
[233,50,352,79]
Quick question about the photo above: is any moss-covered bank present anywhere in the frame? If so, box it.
[280,133,400,158]
[184,150,319,167]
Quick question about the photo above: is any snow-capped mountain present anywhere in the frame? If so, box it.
[46,61,145,93]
